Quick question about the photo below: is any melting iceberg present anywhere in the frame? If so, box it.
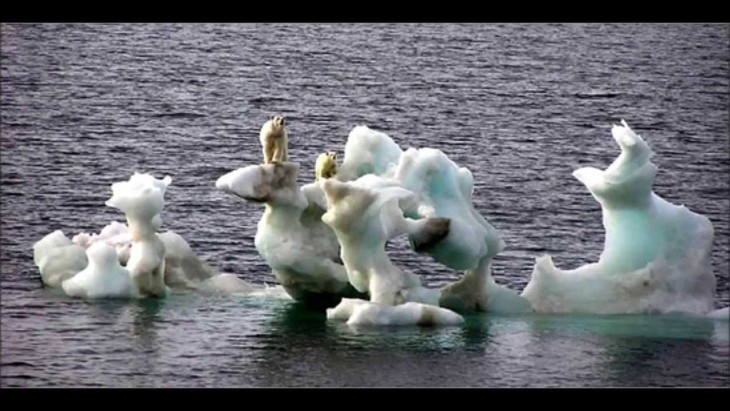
[33,118,722,323]
[329,126,532,315]
[216,162,358,305]
[320,177,445,306]
[33,229,88,288]
[62,242,138,299]
[522,121,716,315]
[103,172,172,297]
[33,173,255,299]
[217,124,531,325]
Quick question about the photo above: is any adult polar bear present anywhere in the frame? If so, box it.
[260,115,288,164]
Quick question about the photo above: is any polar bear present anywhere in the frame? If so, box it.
[259,115,288,164]
[315,152,338,180]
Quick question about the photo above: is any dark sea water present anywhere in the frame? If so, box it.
[1,23,728,388]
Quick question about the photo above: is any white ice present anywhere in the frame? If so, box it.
[707,307,729,321]
[337,125,404,182]
[102,172,172,298]
[34,119,724,320]
[72,221,133,266]
[325,126,532,314]
[33,230,87,288]
[321,177,444,306]
[197,273,255,295]
[62,242,138,299]
[34,173,255,299]
[217,125,534,320]
[326,298,464,326]
[38,222,240,290]
[216,162,351,301]
[521,121,716,315]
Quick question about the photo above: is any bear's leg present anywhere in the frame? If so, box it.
[280,141,288,162]
[272,139,286,163]
[263,139,274,164]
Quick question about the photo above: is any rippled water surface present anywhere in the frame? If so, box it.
[1,23,728,387]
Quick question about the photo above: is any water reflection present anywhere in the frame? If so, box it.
[522,313,719,340]
[246,302,493,387]
[11,288,728,387]
[128,298,166,348]
[246,302,729,387]
[490,313,728,387]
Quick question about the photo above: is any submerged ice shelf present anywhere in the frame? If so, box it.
[33,118,727,325]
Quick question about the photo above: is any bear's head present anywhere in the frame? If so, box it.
[271,115,286,129]
[315,151,338,180]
